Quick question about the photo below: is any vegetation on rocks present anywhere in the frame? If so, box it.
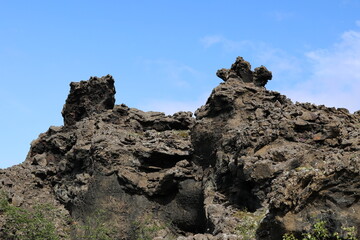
[0,192,117,240]
[0,193,62,240]
[71,209,115,240]
[132,212,175,240]
[233,208,267,240]
[1,57,360,239]
[283,219,358,240]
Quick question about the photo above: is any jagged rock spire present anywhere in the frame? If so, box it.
[61,75,116,126]
[216,56,272,87]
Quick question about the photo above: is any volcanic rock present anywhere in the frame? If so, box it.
[216,56,272,87]
[62,75,116,126]
[1,57,360,240]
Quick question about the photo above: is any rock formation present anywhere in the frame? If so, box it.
[1,57,359,239]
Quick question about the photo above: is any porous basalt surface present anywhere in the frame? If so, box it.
[1,57,360,239]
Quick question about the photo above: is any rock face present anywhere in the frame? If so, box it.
[216,57,272,87]
[1,57,360,240]
[62,75,116,126]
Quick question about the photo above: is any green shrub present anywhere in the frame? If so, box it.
[0,193,61,240]
[0,193,116,240]
[282,219,358,240]
[175,130,190,138]
[302,220,329,240]
[233,208,266,240]
[283,233,298,240]
[133,213,174,240]
[72,209,114,240]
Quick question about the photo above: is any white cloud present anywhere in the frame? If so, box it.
[130,58,211,114]
[255,45,303,80]
[269,11,294,22]
[200,35,252,52]
[200,35,303,85]
[200,35,224,48]
[285,29,360,112]
[200,28,360,112]
[139,58,203,88]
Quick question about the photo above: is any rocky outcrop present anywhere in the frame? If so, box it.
[216,57,272,87]
[1,57,360,240]
[194,59,360,239]
[62,75,116,126]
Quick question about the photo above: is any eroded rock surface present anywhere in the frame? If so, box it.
[62,75,116,126]
[1,57,360,239]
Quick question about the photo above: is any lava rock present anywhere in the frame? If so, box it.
[2,57,360,240]
[62,75,116,126]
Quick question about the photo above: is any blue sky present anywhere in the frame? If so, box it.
[1,0,360,168]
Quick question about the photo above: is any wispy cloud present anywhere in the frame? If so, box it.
[200,35,303,84]
[139,58,203,88]
[269,11,294,22]
[200,35,224,48]
[200,35,252,52]
[341,0,357,6]
[132,58,211,114]
[284,29,360,112]
[255,45,303,81]
[200,28,360,112]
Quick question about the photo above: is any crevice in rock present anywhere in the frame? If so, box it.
[166,179,207,234]
[233,180,262,212]
[226,179,262,212]
[139,120,190,131]
[6,56,360,239]
[150,186,179,205]
[216,166,262,212]
[139,152,188,169]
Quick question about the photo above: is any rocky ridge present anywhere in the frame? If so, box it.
[1,57,360,239]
